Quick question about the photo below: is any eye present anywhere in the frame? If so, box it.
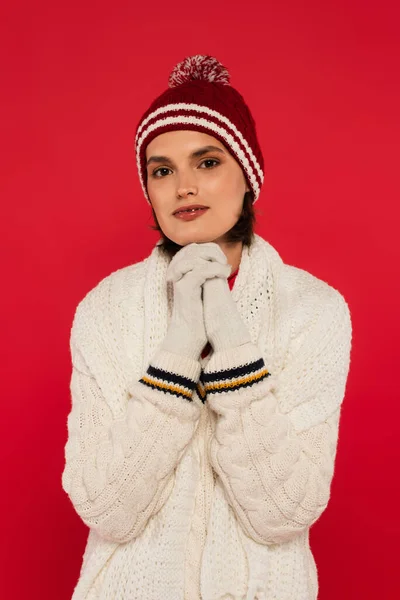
[152,167,172,178]
[199,159,219,169]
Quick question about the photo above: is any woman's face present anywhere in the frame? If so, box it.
[145,130,250,246]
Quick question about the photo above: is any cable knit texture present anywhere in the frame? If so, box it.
[62,233,352,600]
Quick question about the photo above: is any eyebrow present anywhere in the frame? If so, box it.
[146,145,225,167]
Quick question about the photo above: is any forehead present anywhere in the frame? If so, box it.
[145,129,226,157]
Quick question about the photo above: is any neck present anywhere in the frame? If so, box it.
[214,239,243,274]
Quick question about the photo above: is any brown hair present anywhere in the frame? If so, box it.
[148,191,257,260]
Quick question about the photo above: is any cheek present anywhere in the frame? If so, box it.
[147,183,165,212]
[147,177,175,207]
[214,173,246,210]
[211,167,245,196]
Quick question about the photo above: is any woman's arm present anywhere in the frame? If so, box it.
[202,279,352,545]
[62,244,233,544]
[61,304,202,545]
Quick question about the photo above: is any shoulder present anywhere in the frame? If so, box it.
[283,262,351,320]
[70,255,150,344]
[254,234,352,338]
[282,261,350,314]
[277,262,353,362]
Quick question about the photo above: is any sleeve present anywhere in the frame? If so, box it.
[202,291,352,545]
[61,302,202,544]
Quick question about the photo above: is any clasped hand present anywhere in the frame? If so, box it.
[162,242,251,360]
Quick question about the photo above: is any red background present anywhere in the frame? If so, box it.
[1,1,399,598]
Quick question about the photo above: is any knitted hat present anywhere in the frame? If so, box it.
[134,55,264,204]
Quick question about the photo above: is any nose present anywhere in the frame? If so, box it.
[176,173,198,198]
[177,187,197,198]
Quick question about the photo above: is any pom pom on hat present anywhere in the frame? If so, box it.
[135,54,264,204]
[168,55,231,88]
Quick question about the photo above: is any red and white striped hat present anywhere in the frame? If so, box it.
[135,55,264,204]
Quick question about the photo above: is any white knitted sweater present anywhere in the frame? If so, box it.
[62,233,352,600]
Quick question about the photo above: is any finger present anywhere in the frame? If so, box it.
[169,242,228,270]
[167,256,213,283]
[167,253,231,283]
[189,260,232,286]
[185,242,228,265]
[173,261,231,289]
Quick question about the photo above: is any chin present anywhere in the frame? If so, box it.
[172,224,230,245]
[172,232,222,246]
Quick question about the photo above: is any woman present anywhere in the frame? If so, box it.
[62,55,352,600]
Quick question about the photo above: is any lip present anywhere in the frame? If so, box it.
[173,207,209,221]
[172,204,209,215]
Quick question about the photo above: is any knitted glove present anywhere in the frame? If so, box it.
[160,243,231,361]
[203,266,252,352]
